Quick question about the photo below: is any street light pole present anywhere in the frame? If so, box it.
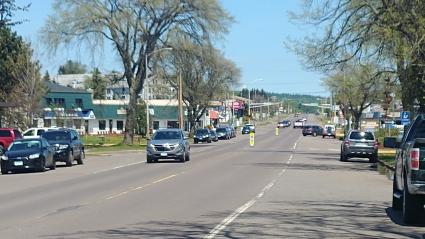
[145,47,173,138]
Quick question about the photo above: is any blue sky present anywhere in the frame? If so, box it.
[13,0,326,96]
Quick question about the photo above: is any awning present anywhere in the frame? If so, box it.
[209,110,219,119]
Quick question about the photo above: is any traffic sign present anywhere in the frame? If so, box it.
[400,111,410,125]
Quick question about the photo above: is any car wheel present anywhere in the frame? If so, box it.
[49,160,56,170]
[76,149,84,165]
[303,134,306,136]
[208,139,212,143]
[180,152,186,163]
[38,158,46,172]
[402,177,424,224]
[392,178,402,210]
[340,153,347,162]
[322,135,325,138]
[194,140,198,144]
[1,167,7,174]
[66,151,74,167]
[147,157,153,163]
[369,155,378,163]
[185,152,190,161]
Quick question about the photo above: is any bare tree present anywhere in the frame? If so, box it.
[159,37,240,134]
[323,63,385,129]
[41,0,232,144]
[288,0,425,113]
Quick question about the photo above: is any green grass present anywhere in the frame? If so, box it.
[85,143,145,154]
[378,154,396,168]
[81,134,147,146]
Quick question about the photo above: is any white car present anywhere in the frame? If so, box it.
[23,127,57,139]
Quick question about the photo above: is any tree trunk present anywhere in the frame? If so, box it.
[123,86,138,144]
[351,110,362,130]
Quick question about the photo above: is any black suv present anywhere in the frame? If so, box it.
[194,128,212,144]
[42,129,84,166]
[302,125,323,136]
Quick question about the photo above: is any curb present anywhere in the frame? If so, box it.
[378,159,395,171]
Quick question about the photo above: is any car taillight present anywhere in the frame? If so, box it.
[410,148,420,170]
[344,140,350,146]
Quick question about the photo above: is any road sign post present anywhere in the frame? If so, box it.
[249,132,255,147]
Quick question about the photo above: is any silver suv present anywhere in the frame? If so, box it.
[146,129,190,163]
[340,130,378,163]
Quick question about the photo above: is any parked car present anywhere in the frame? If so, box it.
[194,128,212,144]
[146,128,190,163]
[241,125,254,134]
[1,138,55,174]
[322,125,336,138]
[216,127,231,140]
[277,120,291,128]
[229,127,236,138]
[42,129,84,166]
[302,125,323,136]
[384,114,425,224]
[209,130,219,142]
[340,130,378,163]
[23,127,57,139]
[0,128,22,153]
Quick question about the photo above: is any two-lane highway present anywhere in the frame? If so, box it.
[0,121,424,238]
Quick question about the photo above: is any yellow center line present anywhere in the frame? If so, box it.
[105,174,178,200]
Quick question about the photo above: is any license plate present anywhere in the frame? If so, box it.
[14,161,23,166]
[160,152,168,156]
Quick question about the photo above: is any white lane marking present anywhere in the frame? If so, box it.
[93,161,144,174]
[328,149,340,152]
[204,154,293,239]
[106,174,178,200]
[293,142,297,150]
[308,148,320,151]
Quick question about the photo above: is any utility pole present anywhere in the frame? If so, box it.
[178,71,184,130]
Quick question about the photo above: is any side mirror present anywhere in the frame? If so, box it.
[383,137,399,148]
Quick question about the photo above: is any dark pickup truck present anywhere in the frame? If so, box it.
[384,114,425,224]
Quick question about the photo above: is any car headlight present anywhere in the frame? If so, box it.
[173,143,182,149]
[29,153,40,159]
[148,144,155,149]
[58,145,69,150]
[1,155,8,160]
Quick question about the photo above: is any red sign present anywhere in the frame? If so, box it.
[231,101,244,110]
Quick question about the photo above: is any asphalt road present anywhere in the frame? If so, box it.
[0,117,424,238]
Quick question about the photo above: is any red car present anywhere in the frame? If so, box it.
[0,128,23,152]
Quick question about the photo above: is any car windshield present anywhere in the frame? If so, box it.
[216,128,226,133]
[9,140,41,151]
[196,129,208,134]
[349,131,374,140]
[43,131,70,141]
[152,131,181,140]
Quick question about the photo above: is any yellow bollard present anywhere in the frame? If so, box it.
[276,127,279,136]
[249,131,255,147]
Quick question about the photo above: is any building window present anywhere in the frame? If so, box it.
[153,121,159,130]
[54,98,65,107]
[99,120,106,130]
[167,121,178,128]
[74,119,82,129]
[75,99,83,108]
[117,120,124,130]
[46,98,52,106]
[44,119,51,127]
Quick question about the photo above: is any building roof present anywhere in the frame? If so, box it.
[93,104,127,119]
[45,81,91,94]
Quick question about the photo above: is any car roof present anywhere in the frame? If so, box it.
[156,128,182,132]
[14,138,42,142]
